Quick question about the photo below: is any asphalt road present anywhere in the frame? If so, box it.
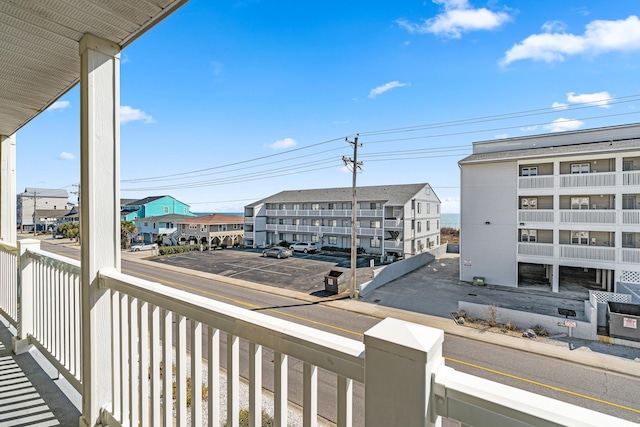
[39,240,640,424]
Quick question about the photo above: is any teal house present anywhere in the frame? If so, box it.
[120,196,194,221]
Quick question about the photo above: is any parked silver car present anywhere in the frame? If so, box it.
[262,246,292,259]
[289,242,318,253]
[130,242,158,252]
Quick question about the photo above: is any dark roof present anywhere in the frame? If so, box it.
[22,188,68,198]
[133,214,193,223]
[120,198,137,206]
[246,183,433,207]
[177,214,243,225]
[34,209,72,219]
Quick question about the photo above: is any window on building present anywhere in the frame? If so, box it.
[521,229,537,242]
[219,225,227,231]
[328,203,335,209]
[278,204,286,210]
[417,202,422,214]
[184,207,187,214]
[623,161,634,172]
[311,234,319,242]
[437,204,440,214]
[233,224,238,229]
[571,163,590,174]
[521,166,538,176]
[201,225,208,232]
[437,236,440,246]
[163,206,169,214]
[427,237,432,248]
[371,220,381,228]
[571,231,589,245]
[520,198,538,209]
[437,220,440,230]
[417,221,422,233]
[311,203,320,210]
[181,224,185,230]
[328,236,338,245]
[144,222,148,227]
[279,233,285,241]
[293,203,300,210]
[189,224,197,230]
[427,221,430,231]
[370,237,381,248]
[311,219,320,226]
[622,232,636,248]
[355,220,360,228]
[571,197,589,210]
[279,218,285,225]
[356,238,360,246]
[328,219,338,227]
[292,234,300,242]
[370,202,381,210]
[153,223,156,229]
[427,203,431,214]
[293,218,300,225]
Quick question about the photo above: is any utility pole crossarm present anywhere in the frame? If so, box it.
[343,135,362,299]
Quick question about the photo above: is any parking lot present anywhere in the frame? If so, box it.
[152,248,378,295]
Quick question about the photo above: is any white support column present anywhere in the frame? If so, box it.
[12,239,40,354]
[0,134,16,244]
[364,318,444,427]
[78,33,121,427]
[552,263,559,293]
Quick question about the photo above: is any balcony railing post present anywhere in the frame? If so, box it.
[12,238,40,354]
[0,133,16,245]
[364,318,444,427]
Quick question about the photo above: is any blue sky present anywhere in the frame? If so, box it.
[16,0,640,213]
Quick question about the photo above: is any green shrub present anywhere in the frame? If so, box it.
[159,244,202,256]
[532,324,549,337]
[226,409,274,427]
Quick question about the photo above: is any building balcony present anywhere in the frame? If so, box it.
[518,242,554,257]
[384,219,404,229]
[559,172,616,188]
[518,175,554,189]
[0,241,631,427]
[623,170,640,186]
[560,244,616,262]
[623,209,640,225]
[559,209,616,225]
[384,240,403,250]
[265,208,383,218]
[622,247,640,263]
[518,209,554,223]
[265,224,384,237]
[244,216,253,224]
[244,231,254,239]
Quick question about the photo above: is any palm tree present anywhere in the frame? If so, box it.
[121,220,137,249]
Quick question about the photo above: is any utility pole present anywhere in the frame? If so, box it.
[343,135,362,299]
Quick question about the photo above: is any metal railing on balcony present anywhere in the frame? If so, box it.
[518,175,554,189]
[517,242,554,257]
[559,244,616,262]
[622,248,640,263]
[559,209,616,224]
[265,209,383,218]
[265,224,384,237]
[623,209,640,225]
[0,241,636,427]
[518,209,554,223]
[384,219,403,229]
[623,170,640,186]
[559,172,616,188]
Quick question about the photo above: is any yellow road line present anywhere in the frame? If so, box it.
[445,357,640,414]
[42,246,639,415]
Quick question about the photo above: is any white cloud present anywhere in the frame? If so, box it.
[541,20,567,33]
[47,100,70,111]
[544,118,585,132]
[396,0,511,39]
[59,152,75,160]
[566,91,612,108]
[552,102,568,110]
[501,15,640,65]
[120,106,155,124]
[520,125,538,131]
[269,137,297,150]
[368,81,409,98]
[494,133,509,139]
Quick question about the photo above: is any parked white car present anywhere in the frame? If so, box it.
[130,243,158,252]
[289,242,318,253]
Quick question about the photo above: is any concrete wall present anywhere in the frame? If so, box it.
[460,161,518,286]
[360,250,435,296]
[458,300,597,340]
[447,243,459,253]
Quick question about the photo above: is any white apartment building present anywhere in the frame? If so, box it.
[244,183,441,258]
[17,188,73,231]
[459,123,640,292]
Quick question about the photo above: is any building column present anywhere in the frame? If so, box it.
[78,33,121,427]
[551,263,559,292]
[0,134,16,244]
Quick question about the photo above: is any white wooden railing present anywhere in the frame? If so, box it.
[560,244,616,262]
[622,248,640,264]
[0,242,18,327]
[518,209,554,223]
[518,175,554,189]
[1,241,637,427]
[384,219,403,228]
[265,209,383,218]
[517,242,554,257]
[623,170,640,186]
[623,209,640,224]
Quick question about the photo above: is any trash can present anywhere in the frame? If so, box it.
[608,302,640,341]
[325,270,346,294]
[472,276,485,286]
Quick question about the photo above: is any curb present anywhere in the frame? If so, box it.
[126,254,640,380]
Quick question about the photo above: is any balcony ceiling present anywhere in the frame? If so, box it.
[0,0,188,137]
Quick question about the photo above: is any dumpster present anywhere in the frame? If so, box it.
[472,276,485,286]
[325,270,346,294]
[608,302,640,342]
